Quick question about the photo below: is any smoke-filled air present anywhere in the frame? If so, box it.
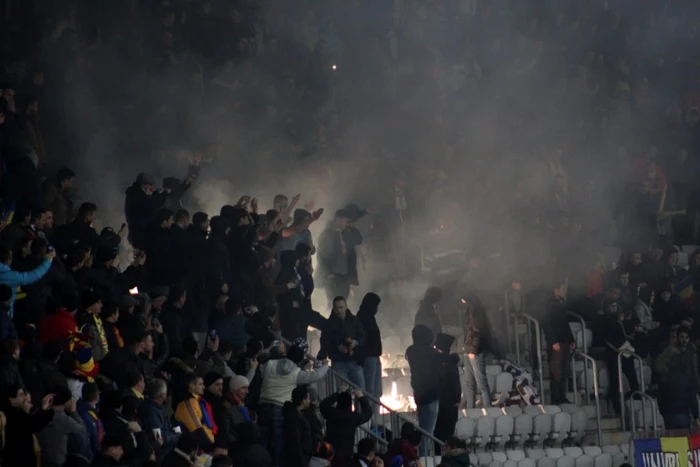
[1,0,700,465]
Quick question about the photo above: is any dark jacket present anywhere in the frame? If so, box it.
[160,303,187,358]
[54,219,102,255]
[1,406,54,467]
[541,295,574,346]
[414,301,442,339]
[275,250,307,342]
[215,394,251,449]
[320,311,366,363]
[463,296,492,355]
[77,399,103,461]
[357,293,382,358]
[442,450,472,467]
[282,401,314,467]
[0,354,23,389]
[42,180,73,227]
[144,225,175,286]
[320,393,372,459]
[655,344,700,416]
[0,302,17,342]
[406,325,459,406]
[124,183,167,249]
[139,398,178,462]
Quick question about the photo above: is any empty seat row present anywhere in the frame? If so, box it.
[456,405,588,447]
[424,446,626,467]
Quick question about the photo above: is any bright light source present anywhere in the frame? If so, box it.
[460,298,466,304]
[331,64,337,70]
[129,287,139,295]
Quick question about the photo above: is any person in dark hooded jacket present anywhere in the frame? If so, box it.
[462,294,492,408]
[124,173,168,250]
[406,325,459,455]
[357,292,382,398]
[231,422,273,467]
[414,287,443,339]
[282,385,314,467]
[275,250,306,341]
[433,334,462,451]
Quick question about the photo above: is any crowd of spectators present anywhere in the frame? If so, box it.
[4,0,700,466]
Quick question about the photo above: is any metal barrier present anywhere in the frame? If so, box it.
[280,336,445,461]
[617,349,646,432]
[628,390,659,436]
[567,311,590,405]
[571,350,603,445]
[513,312,545,402]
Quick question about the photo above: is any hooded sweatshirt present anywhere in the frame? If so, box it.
[406,325,459,406]
[259,357,329,406]
[357,293,382,358]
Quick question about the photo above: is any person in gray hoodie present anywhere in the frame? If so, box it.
[258,343,329,466]
[36,386,89,467]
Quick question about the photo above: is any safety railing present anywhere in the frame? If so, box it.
[628,390,658,436]
[617,349,645,432]
[567,311,590,405]
[512,313,545,402]
[280,337,445,462]
[571,350,602,446]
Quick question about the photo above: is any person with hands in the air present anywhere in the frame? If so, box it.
[1,385,56,467]
[0,244,54,317]
[541,280,576,405]
[320,388,373,465]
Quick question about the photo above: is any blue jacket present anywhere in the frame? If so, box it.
[0,303,17,342]
[0,259,52,317]
[77,399,103,461]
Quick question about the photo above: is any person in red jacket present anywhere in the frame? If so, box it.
[38,295,79,345]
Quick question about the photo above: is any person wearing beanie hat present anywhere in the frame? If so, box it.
[79,291,108,362]
[216,375,251,450]
[36,385,87,467]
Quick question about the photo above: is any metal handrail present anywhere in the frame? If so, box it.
[279,337,445,450]
[628,390,658,436]
[567,311,590,405]
[617,349,645,431]
[571,350,602,445]
[519,312,545,402]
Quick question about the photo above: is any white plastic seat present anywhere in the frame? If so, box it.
[476,415,496,447]
[575,455,595,467]
[505,406,524,417]
[507,450,526,461]
[612,453,626,467]
[494,415,514,447]
[487,407,506,418]
[456,417,475,441]
[528,449,546,460]
[524,406,544,416]
[532,413,552,444]
[557,457,575,467]
[583,447,602,457]
[478,452,494,466]
[470,454,479,466]
[543,405,562,414]
[564,447,583,459]
[490,462,504,467]
[487,364,504,375]
[619,445,629,455]
[513,414,533,446]
[497,372,515,394]
[504,461,518,467]
[546,448,565,459]
[552,412,572,441]
[538,458,556,467]
[569,411,588,441]
[594,454,613,467]
[493,452,508,463]
[602,446,620,455]
[468,408,486,418]
[519,459,536,467]
[421,458,440,467]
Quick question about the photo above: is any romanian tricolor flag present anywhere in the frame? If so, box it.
[635,435,700,467]
[675,276,695,309]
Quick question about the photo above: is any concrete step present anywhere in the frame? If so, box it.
[587,416,621,431]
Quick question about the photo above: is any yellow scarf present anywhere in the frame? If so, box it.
[93,315,109,355]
